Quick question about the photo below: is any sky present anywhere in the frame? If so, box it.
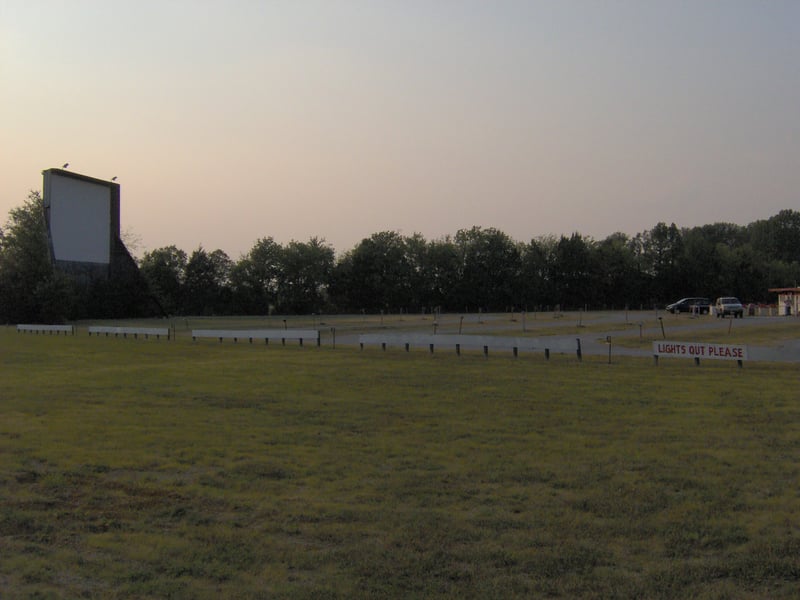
[2,1,799,258]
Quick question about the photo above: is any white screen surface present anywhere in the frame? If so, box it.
[48,174,111,264]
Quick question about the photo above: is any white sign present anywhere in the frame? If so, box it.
[653,341,748,361]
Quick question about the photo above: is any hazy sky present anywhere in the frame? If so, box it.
[2,1,799,257]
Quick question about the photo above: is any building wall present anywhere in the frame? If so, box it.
[776,292,799,316]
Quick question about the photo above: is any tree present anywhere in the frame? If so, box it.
[331,232,413,312]
[0,192,74,322]
[139,246,187,315]
[182,247,232,315]
[422,237,460,312]
[749,210,800,264]
[275,237,334,314]
[229,237,282,314]
[400,233,430,312]
[595,233,642,309]
[549,233,595,310]
[638,222,684,303]
[452,226,521,311]
[679,227,721,299]
[519,236,555,310]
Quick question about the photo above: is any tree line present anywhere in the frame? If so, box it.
[2,192,799,321]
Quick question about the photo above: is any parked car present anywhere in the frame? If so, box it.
[666,297,711,314]
[715,297,744,318]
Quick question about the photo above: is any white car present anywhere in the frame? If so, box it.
[715,297,744,318]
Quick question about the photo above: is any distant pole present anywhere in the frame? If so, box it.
[459,315,464,334]
[658,317,665,339]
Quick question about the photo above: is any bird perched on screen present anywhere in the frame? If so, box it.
[62,163,69,169]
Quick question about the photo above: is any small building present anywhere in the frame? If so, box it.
[769,287,800,316]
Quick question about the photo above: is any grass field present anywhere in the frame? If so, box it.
[1,317,799,598]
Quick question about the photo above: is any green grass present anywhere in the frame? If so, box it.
[95,309,657,339]
[2,322,799,598]
[613,314,800,349]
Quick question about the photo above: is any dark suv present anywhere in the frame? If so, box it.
[666,297,711,314]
